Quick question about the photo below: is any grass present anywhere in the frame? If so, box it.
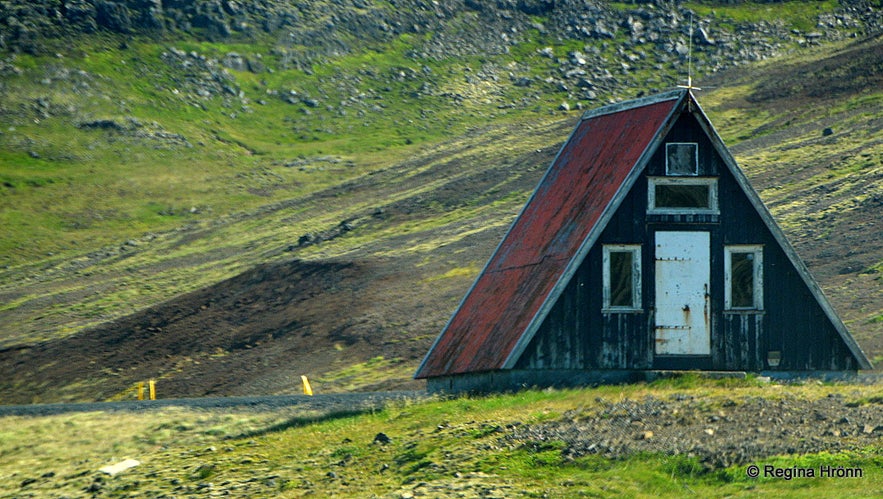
[685,0,840,32]
[316,356,414,392]
[1,381,881,497]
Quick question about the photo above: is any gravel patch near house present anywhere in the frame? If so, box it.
[505,392,883,469]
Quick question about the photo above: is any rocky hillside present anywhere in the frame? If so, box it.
[3,1,880,93]
[0,1,881,403]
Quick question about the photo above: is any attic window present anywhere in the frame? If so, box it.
[666,143,698,175]
[648,177,718,214]
[603,245,642,311]
[725,246,764,310]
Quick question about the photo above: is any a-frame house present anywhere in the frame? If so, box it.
[415,89,872,393]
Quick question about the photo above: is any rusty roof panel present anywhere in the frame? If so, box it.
[416,95,681,379]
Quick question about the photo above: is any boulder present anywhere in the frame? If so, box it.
[95,1,133,33]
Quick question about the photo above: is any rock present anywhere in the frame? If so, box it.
[570,50,588,65]
[99,458,140,476]
[624,16,643,37]
[222,52,247,71]
[78,119,126,131]
[675,41,690,57]
[135,0,164,32]
[86,478,104,493]
[373,432,392,445]
[558,101,570,111]
[823,127,834,136]
[247,57,266,73]
[298,233,316,246]
[95,1,133,33]
[592,21,615,39]
[65,1,99,33]
[192,463,215,480]
[694,26,715,46]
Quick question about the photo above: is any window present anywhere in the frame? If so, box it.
[648,177,718,213]
[603,245,642,311]
[666,142,698,175]
[725,246,763,310]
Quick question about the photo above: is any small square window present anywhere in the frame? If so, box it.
[725,246,763,310]
[666,143,698,176]
[603,245,642,311]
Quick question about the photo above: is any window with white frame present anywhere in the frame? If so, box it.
[666,142,698,175]
[725,245,763,310]
[603,245,642,311]
[648,177,719,214]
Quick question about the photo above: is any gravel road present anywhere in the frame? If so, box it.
[0,391,427,417]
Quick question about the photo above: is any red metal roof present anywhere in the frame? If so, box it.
[416,91,684,379]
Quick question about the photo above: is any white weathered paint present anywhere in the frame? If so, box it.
[654,231,710,355]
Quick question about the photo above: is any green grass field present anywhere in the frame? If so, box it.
[1,379,881,497]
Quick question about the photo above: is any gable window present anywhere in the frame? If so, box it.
[603,245,642,311]
[648,177,718,213]
[666,142,698,175]
[725,246,763,310]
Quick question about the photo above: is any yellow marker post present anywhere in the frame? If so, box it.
[301,375,313,396]
[137,382,145,401]
[148,379,156,400]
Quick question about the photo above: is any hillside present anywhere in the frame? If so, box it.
[0,1,881,404]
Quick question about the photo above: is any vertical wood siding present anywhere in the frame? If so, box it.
[517,111,862,373]
[420,91,868,385]
[719,313,763,370]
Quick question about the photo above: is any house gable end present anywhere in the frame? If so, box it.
[511,96,871,372]
[417,90,871,384]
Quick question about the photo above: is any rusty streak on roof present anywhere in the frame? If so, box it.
[416,91,685,379]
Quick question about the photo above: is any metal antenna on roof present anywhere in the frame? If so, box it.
[677,12,701,93]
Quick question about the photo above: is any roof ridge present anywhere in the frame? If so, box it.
[580,89,686,121]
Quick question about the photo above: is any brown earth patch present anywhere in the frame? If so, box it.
[0,257,467,404]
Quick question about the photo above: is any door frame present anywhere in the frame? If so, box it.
[653,230,712,361]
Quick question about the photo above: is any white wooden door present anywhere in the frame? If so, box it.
[654,231,711,355]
